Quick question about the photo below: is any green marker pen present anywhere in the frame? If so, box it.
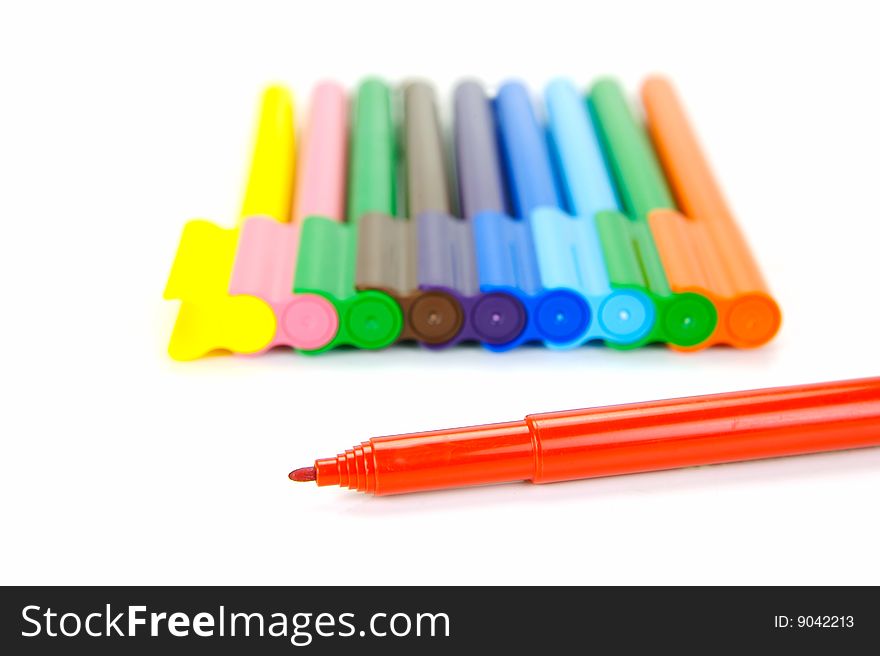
[295,79,403,352]
[588,79,717,348]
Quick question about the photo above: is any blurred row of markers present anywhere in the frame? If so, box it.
[164,76,781,359]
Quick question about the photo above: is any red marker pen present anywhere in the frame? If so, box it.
[290,377,880,496]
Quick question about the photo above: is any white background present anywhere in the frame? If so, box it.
[1,0,878,586]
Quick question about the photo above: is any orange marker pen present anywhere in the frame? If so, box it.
[642,76,782,349]
[290,377,880,496]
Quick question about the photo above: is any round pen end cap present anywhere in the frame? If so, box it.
[535,290,591,346]
[346,292,403,349]
[663,293,718,347]
[409,292,465,345]
[600,290,655,343]
[471,293,527,345]
[283,295,340,350]
[727,293,781,348]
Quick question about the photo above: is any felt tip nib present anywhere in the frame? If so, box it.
[289,466,317,482]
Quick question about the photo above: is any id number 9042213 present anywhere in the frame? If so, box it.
[774,616,854,628]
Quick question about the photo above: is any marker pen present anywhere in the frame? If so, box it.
[294,79,403,352]
[290,376,880,496]
[356,81,466,346]
[448,81,531,349]
[589,79,718,349]
[228,82,343,352]
[542,78,656,346]
[641,76,781,349]
[164,86,294,360]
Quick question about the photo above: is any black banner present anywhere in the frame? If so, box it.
[1,586,877,653]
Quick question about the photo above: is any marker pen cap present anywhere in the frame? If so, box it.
[473,212,543,296]
[293,217,352,299]
[356,213,418,294]
[165,224,277,360]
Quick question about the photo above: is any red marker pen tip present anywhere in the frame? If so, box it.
[289,466,317,483]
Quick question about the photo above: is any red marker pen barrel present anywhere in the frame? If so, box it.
[290,377,880,496]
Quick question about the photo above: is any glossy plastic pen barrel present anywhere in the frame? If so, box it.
[455,81,507,219]
[541,79,655,345]
[292,377,880,496]
[589,79,718,349]
[496,83,562,216]
[239,86,297,223]
[546,80,618,219]
[349,79,397,222]
[292,83,348,224]
[641,76,781,349]
[405,82,453,218]
[295,79,403,351]
[451,82,529,348]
